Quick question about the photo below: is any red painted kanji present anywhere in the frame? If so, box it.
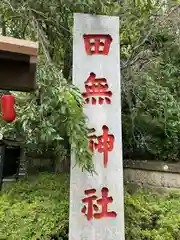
[81,187,117,220]
[89,125,114,168]
[83,34,112,55]
[82,72,112,105]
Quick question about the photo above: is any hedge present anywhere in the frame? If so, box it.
[1,173,180,239]
[0,174,69,240]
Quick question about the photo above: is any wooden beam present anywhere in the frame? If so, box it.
[0,36,38,56]
[0,36,39,92]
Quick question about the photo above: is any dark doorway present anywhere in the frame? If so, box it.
[2,146,21,178]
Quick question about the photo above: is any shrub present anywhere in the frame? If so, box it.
[125,190,180,240]
[1,174,180,239]
[0,174,69,240]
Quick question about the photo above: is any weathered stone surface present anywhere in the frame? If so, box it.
[69,13,124,240]
[124,166,180,190]
[124,159,180,173]
[124,169,162,186]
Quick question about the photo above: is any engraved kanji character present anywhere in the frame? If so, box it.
[82,72,112,105]
[81,187,117,220]
[89,125,114,168]
[83,34,112,55]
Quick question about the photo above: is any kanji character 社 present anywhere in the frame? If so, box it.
[83,34,112,55]
[89,125,114,168]
[81,187,117,220]
[82,72,112,105]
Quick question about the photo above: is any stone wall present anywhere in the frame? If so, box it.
[124,160,180,191]
[27,156,70,174]
[26,157,180,192]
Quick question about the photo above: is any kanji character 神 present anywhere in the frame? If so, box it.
[82,72,112,105]
[81,187,117,221]
[89,125,114,168]
[83,34,112,55]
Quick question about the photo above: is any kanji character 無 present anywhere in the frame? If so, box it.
[82,72,112,105]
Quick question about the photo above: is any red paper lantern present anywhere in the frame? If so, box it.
[1,95,16,122]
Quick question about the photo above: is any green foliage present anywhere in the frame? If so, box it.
[2,174,180,239]
[0,174,69,240]
[121,2,180,161]
[0,63,93,171]
[0,0,98,171]
[1,0,180,165]
[125,190,180,240]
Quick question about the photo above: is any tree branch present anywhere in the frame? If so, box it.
[0,15,6,36]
